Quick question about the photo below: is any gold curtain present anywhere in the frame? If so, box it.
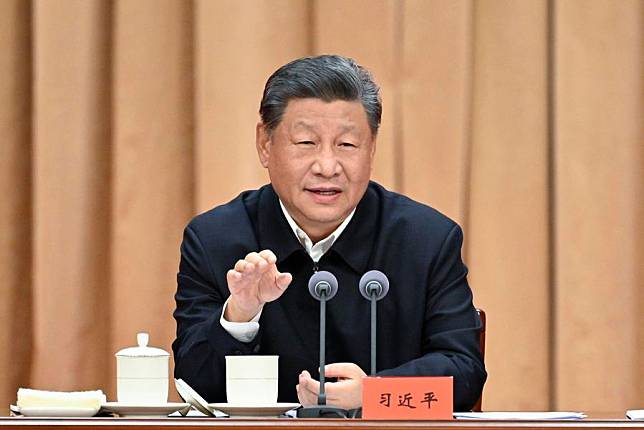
[0,0,642,413]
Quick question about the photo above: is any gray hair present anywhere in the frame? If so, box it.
[259,55,382,135]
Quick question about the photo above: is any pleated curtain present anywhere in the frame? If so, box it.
[0,0,642,413]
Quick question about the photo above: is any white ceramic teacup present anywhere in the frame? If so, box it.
[116,333,169,404]
[225,355,278,405]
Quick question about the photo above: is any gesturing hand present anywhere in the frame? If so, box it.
[296,363,366,410]
[225,249,292,322]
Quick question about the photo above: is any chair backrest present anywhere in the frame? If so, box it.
[471,308,486,412]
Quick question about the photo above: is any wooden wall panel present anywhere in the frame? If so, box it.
[31,0,111,390]
[467,0,550,410]
[195,0,310,211]
[112,0,194,399]
[400,0,473,225]
[554,0,644,410]
[0,0,32,411]
[313,0,399,190]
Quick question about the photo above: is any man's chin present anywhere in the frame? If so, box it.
[302,207,347,222]
[303,212,351,233]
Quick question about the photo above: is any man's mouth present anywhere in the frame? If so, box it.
[306,187,342,196]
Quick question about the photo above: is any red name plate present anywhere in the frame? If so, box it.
[362,376,453,420]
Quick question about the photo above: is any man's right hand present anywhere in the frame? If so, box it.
[224,250,292,322]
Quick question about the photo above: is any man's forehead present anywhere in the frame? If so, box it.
[281,98,368,128]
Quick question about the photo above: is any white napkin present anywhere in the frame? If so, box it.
[17,388,106,409]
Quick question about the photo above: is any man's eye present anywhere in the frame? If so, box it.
[297,141,315,145]
[340,142,357,148]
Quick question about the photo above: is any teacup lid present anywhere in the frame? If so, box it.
[115,333,169,357]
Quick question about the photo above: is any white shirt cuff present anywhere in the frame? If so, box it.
[219,298,263,343]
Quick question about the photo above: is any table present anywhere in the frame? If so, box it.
[1,415,642,430]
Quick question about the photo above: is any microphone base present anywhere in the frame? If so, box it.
[297,405,351,418]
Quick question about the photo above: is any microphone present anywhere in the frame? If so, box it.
[297,271,349,418]
[359,270,389,375]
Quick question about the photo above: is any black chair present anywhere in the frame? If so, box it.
[472,308,486,412]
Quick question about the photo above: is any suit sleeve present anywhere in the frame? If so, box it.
[377,224,487,411]
[172,223,261,402]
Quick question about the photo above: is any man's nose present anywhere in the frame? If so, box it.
[311,147,341,177]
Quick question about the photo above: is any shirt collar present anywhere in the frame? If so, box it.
[279,200,356,262]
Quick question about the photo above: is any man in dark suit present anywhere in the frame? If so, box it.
[173,55,486,411]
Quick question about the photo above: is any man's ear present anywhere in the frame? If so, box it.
[256,122,271,168]
[369,135,377,162]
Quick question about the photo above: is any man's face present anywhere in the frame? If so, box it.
[256,98,376,242]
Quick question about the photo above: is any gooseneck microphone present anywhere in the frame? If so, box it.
[308,271,338,406]
[297,271,349,418]
[359,270,389,375]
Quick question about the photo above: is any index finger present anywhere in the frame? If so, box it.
[258,249,277,264]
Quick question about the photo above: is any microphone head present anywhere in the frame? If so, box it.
[359,270,389,301]
[308,271,339,301]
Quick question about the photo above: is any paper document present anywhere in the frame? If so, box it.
[627,410,644,420]
[454,412,586,420]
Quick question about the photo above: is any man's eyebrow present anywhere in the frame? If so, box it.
[291,120,315,130]
[338,124,357,132]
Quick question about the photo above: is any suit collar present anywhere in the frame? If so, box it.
[327,183,378,274]
[256,185,304,264]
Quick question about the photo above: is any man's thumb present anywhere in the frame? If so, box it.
[275,272,292,290]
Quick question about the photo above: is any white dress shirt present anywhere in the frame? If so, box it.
[219,200,356,342]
